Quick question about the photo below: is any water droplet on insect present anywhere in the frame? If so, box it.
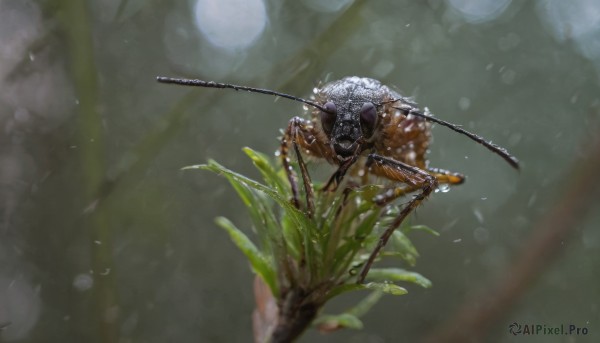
[436,184,450,193]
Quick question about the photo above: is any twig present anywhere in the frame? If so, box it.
[270,290,319,343]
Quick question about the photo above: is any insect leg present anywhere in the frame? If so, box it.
[280,117,316,215]
[322,156,358,192]
[322,138,365,192]
[427,167,465,185]
[374,167,465,206]
[357,154,438,284]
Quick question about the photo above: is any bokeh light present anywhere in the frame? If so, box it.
[301,0,353,13]
[194,0,267,50]
[446,0,512,23]
[536,0,600,66]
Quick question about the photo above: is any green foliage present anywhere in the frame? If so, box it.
[186,148,437,332]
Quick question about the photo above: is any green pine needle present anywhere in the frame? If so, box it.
[189,147,438,333]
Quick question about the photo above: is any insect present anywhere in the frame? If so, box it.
[157,76,519,283]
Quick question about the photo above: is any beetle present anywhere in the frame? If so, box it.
[156,75,519,283]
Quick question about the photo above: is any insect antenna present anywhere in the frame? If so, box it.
[156,76,328,112]
[393,104,520,170]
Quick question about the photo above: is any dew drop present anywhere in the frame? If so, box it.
[436,184,450,193]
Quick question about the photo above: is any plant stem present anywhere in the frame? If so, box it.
[270,289,320,343]
[59,1,118,342]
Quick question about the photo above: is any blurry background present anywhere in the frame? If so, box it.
[0,0,599,342]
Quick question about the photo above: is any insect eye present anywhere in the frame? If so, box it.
[359,102,377,136]
[320,101,337,134]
